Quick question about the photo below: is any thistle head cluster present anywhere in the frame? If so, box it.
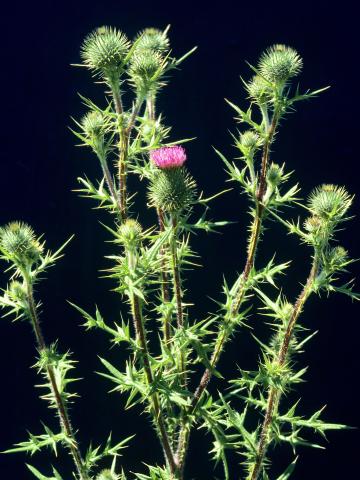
[258,44,303,84]
[80,26,130,80]
[117,219,142,250]
[0,222,43,267]
[134,27,170,55]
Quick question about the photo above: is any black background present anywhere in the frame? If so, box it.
[1,0,359,478]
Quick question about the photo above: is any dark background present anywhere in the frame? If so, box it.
[1,0,359,478]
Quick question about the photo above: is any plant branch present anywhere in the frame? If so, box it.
[248,256,319,480]
[176,107,281,473]
[24,277,89,480]
[130,293,178,476]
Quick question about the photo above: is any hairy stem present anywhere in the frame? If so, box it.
[130,293,178,476]
[248,257,319,480]
[24,278,89,480]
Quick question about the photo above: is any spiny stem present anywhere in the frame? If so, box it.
[248,257,319,480]
[176,108,280,472]
[109,81,128,221]
[130,293,178,476]
[24,278,89,480]
[118,131,128,220]
[98,154,122,214]
[158,208,172,343]
[170,216,187,386]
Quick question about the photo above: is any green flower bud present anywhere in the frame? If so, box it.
[134,28,170,55]
[326,246,349,271]
[0,222,43,265]
[81,111,107,140]
[266,163,283,188]
[246,75,273,104]
[239,130,260,150]
[9,280,27,302]
[96,469,118,480]
[128,51,165,96]
[118,219,142,249]
[308,184,352,221]
[303,215,323,233]
[81,26,130,78]
[148,168,197,213]
[258,44,303,84]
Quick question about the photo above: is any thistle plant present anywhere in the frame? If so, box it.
[0,27,358,480]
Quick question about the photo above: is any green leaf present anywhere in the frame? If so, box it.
[276,457,298,480]
[26,464,57,480]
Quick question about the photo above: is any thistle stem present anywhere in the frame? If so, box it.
[158,208,172,343]
[248,257,319,480]
[98,154,122,214]
[24,277,89,480]
[170,216,187,386]
[176,107,280,473]
[118,130,128,220]
[130,293,178,476]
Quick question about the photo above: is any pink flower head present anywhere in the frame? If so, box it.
[150,146,187,170]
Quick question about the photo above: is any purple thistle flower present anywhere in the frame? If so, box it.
[150,146,187,169]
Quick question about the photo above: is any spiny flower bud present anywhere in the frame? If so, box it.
[326,246,349,271]
[9,281,27,302]
[246,75,273,104]
[96,469,119,480]
[134,27,170,55]
[150,146,187,169]
[118,219,142,249]
[0,222,43,265]
[258,44,303,84]
[239,130,260,151]
[128,51,165,95]
[308,184,352,221]
[148,168,197,213]
[81,111,107,140]
[266,163,283,188]
[304,215,323,233]
[81,26,130,78]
